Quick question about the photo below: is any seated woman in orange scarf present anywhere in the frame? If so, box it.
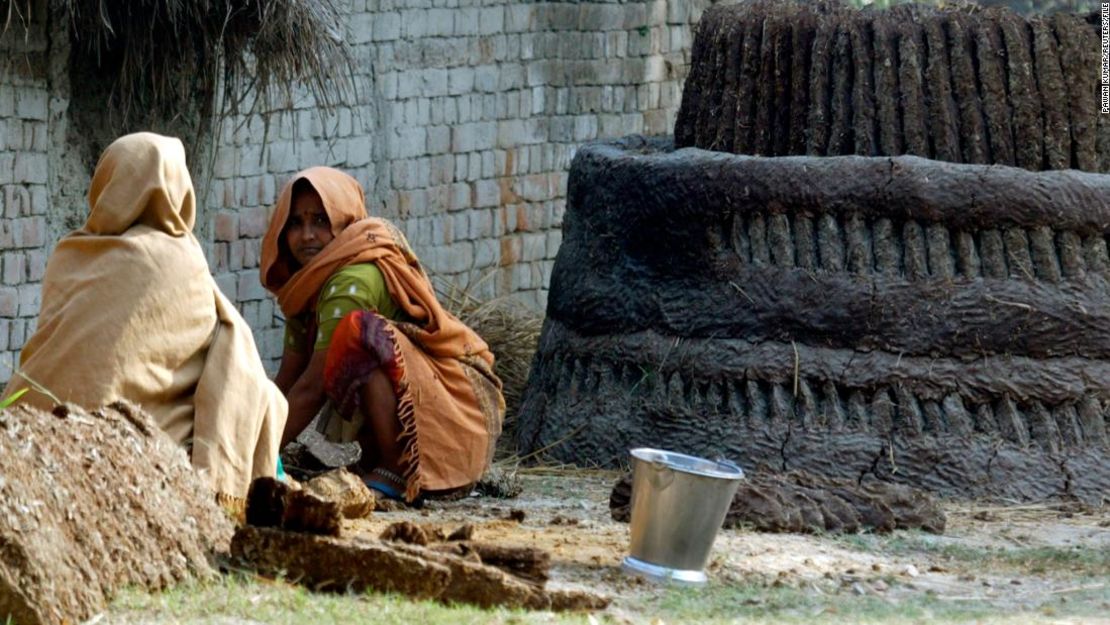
[261,167,504,502]
[1,133,287,508]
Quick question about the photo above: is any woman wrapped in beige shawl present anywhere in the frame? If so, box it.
[1,132,287,507]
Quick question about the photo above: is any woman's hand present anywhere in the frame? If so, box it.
[280,349,329,447]
[274,347,310,394]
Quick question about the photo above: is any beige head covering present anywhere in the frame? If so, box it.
[86,132,196,236]
[3,132,287,504]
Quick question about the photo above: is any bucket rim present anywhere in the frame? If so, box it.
[629,447,745,480]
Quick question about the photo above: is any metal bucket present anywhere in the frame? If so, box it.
[621,448,744,585]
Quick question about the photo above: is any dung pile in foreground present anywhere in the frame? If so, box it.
[233,477,609,611]
[0,401,234,625]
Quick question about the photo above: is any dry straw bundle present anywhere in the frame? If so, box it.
[59,0,351,128]
[438,278,544,456]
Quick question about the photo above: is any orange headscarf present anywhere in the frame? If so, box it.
[260,167,491,362]
[261,166,366,300]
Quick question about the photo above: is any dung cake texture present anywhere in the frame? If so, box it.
[517,137,1110,504]
[0,402,234,625]
[675,0,1109,172]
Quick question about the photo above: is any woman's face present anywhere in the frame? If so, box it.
[285,187,334,267]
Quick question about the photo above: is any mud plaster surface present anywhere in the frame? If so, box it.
[518,136,1110,504]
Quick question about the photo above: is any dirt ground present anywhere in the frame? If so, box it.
[100,469,1109,623]
[349,471,1110,621]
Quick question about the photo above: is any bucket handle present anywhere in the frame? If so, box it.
[647,460,674,490]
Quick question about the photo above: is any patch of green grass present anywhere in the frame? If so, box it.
[936,544,1107,575]
[646,580,1108,625]
[0,387,27,409]
[111,572,587,625]
[110,570,1110,625]
[834,532,1110,576]
[652,583,992,624]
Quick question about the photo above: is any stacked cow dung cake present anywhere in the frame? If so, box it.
[517,0,1110,505]
[675,0,1108,172]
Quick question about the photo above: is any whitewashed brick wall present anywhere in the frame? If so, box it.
[0,12,51,384]
[0,0,715,384]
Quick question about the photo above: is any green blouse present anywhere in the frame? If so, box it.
[283,263,405,353]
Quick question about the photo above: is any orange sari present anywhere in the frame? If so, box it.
[261,167,504,500]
